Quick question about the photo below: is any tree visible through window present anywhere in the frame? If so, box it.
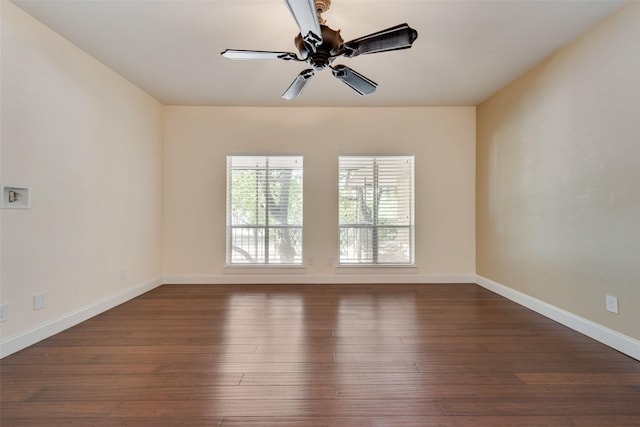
[339,155,414,264]
[227,156,303,264]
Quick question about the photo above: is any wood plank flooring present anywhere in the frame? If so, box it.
[1,283,639,426]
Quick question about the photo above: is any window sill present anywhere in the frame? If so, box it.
[223,265,306,275]
[335,265,417,275]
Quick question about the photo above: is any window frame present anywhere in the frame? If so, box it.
[226,154,303,265]
[338,154,415,266]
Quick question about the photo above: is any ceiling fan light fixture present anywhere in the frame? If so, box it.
[315,0,331,24]
[315,0,331,14]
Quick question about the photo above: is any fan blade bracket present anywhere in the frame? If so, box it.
[302,31,323,53]
[282,69,315,100]
[279,52,302,61]
[299,68,315,79]
[280,52,302,61]
[331,65,377,96]
[341,23,418,58]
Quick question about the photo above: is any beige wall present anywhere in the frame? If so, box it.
[163,106,476,282]
[0,2,163,341]
[477,2,640,339]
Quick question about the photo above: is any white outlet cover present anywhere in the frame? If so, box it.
[34,293,46,310]
[605,295,619,314]
[0,304,8,322]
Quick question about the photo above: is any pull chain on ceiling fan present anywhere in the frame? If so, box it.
[221,0,418,100]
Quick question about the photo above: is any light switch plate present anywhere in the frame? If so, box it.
[2,185,31,209]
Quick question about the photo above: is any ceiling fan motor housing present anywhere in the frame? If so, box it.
[295,25,344,70]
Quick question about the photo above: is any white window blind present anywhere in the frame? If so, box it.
[227,155,303,264]
[339,155,414,264]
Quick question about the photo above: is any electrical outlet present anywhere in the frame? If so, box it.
[0,304,8,322]
[34,293,47,310]
[327,256,333,266]
[120,268,128,280]
[308,257,314,265]
[605,295,619,314]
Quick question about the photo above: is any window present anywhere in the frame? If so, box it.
[227,155,303,264]
[339,155,414,264]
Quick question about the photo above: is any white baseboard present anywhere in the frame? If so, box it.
[476,275,640,361]
[5,275,635,362]
[0,277,163,358]
[162,274,477,285]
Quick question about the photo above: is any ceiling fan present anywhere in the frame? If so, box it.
[221,0,418,100]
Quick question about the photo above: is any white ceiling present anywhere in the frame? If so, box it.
[12,0,626,107]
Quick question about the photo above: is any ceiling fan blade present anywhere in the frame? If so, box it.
[283,0,322,50]
[282,69,315,100]
[221,49,302,61]
[342,23,418,58]
[331,65,377,96]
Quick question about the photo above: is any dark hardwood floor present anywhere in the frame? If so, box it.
[1,284,639,426]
